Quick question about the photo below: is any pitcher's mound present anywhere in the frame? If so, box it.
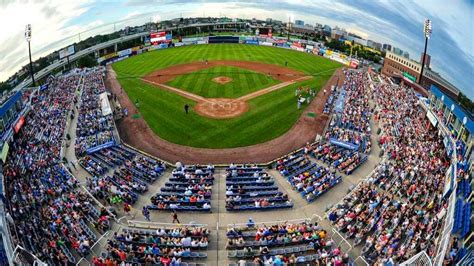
[195,98,248,119]
[212,76,233,85]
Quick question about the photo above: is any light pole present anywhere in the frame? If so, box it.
[24,24,35,86]
[419,19,432,85]
[287,16,291,41]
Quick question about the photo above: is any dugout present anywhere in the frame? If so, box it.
[208,36,239,44]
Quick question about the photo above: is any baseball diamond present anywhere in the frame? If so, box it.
[2,6,470,266]
[112,44,341,150]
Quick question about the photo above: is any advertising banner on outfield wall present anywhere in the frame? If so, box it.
[290,45,304,52]
[260,42,273,46]
[117,48,132,57]
[98,52,118,63]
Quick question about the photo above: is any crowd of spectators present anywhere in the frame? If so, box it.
[323,85,338,114]
[82,145,166,206]
[225,165,293,211]
[277,152,341,202]
[75,67,115,157]
[371,83,448,208]
[3,70,110,264]
[326,70,372,154]
[328,182,445,264]
[327,81,451,264]
[149,163,214,211]
[312,143,367,175]
[94,226,209,265]
[227,220,351,265]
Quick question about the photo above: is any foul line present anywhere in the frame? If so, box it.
[141,75,312,104]
[141,78,211,103]
[237,76,312,101]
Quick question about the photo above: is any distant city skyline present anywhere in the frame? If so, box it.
[0,0,472,99]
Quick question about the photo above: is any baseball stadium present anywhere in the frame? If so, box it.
[0,2,473,266]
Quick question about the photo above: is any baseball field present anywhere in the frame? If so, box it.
[112,44,341,148]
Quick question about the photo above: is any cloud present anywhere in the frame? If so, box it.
[0,0,92,81]
[0,0,472,100]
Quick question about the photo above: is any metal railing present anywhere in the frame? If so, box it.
[330,228,352,254]
[127,220,208,229]
[400,250,433,266]
[227,217,311,230]
[354,256,370,266]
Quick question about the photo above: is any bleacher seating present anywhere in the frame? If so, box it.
[81,145,166,205]
[312,143,368,175]
[2,70,112,264]
[324,70,372,154]
[225,165,293,211]
[75,67,116,156]
[276,154,342,202]
[149,163,214,212]
[95,225,209,264]
[226,220,350,265]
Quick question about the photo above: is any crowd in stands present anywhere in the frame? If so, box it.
[3,70,111,264]
[323,85,338,114]
[326,70,372,154]
[443,237,468,265]
[149,163,214,212]
[311,142,367,175]
[75,67,115,157]
[225,165,293,211]
[327,80,453,264]
[327,182,445,264]
[82,145,166,205]
[276,151,342,202]
[227,220,351,265]
[94,226,209,265]
[371,82,448,208]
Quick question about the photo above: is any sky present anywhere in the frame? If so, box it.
[0,0,473,99]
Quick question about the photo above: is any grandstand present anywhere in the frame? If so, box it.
[0,21,471,266]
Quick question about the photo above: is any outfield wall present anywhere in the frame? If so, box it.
[96,35,355,67]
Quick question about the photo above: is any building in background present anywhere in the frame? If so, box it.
[382,50,421,82]
[294,20,304,26]
[392,47,403,56]
[403,51,410,59]
[382,50,460,99]
[292,23,315,35]
[331,28,344,40]
[373,42,382,51]
[322,25,332,37]
[420,52,431,68]
[382,43,392,52]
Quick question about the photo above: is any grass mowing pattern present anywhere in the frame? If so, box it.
[166,66,279,99]
[113,44,341,148]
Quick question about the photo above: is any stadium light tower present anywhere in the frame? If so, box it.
[24,24,36,86]
[419,19,432,85]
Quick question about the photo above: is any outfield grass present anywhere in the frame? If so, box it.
[166,66,279,98]
[113,44,341,148]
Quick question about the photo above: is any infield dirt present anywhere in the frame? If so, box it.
[106,62,344,164]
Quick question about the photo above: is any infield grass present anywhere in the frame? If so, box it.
[166,66,279,98]
[113,44,341,148]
